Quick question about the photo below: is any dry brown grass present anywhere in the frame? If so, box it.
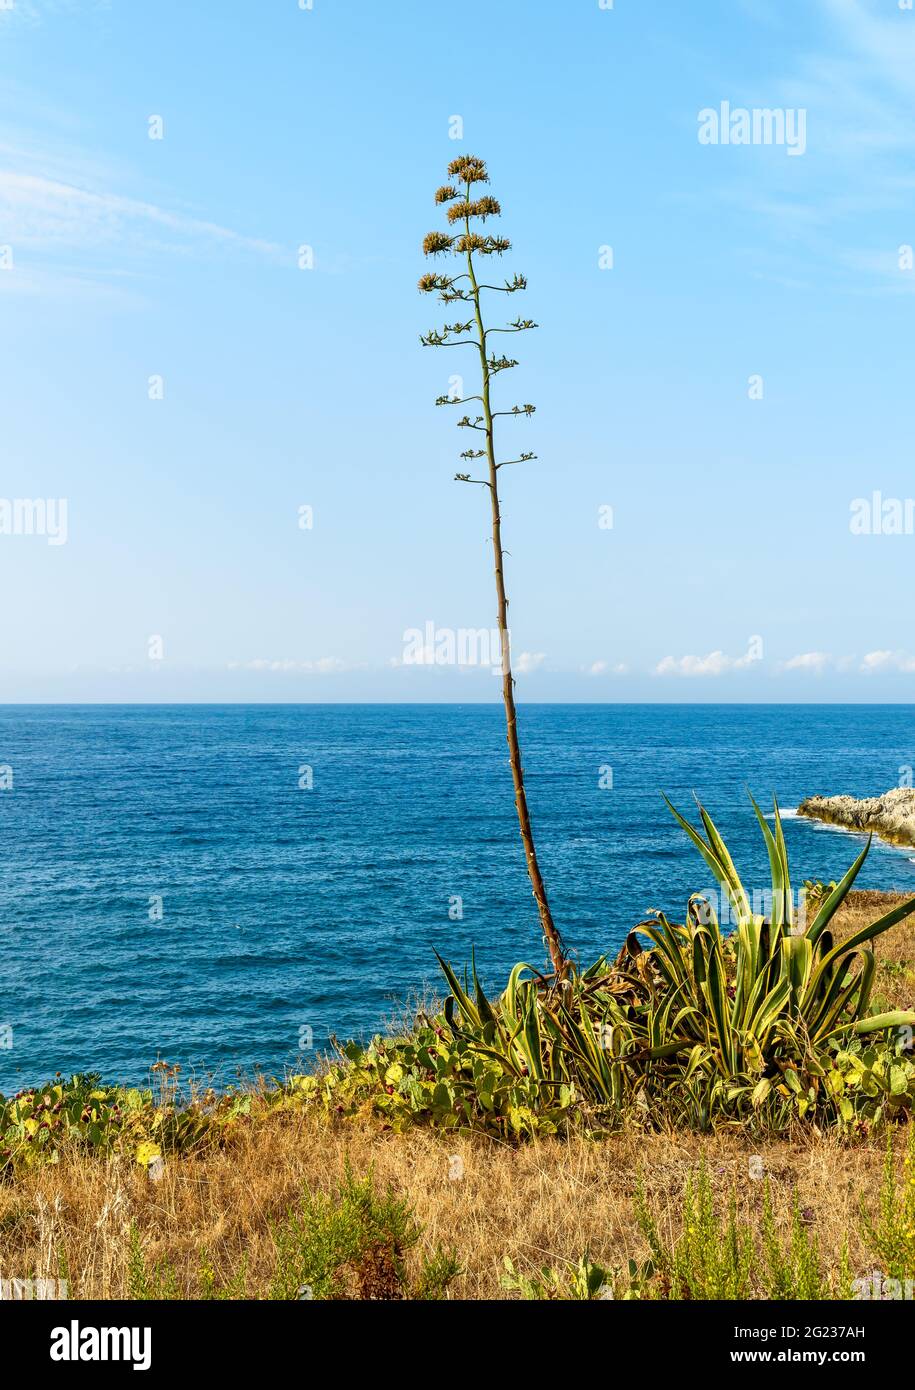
[0,1114,897,1300]
[1,890,912,1300]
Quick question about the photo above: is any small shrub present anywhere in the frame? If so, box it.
[126,1226,248,1301]
[636,1165,754,1299]
[761,1187,836,1300]
[635,1164,842,1300]
[268,1166,460,1301]
[126,1224,181,1301]
[197,1254,249,1301]
[861,1123,915,1283]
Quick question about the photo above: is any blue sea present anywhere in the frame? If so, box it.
[1,704,914,1093]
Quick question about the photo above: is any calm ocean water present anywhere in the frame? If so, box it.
[1,704,914,1092]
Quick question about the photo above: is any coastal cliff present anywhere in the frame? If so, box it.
[798,788,915,848]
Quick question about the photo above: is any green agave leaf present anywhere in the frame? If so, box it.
[853,1010,915,1035]
[806,838,872,944]
[503,960,531,1021]
[578,1027,621,1101]
[809,949,876,1042]
[663,795,750,923]
[688,893,719,931]
[697,800,753,924]
[779,935,812,1007]
[772,794,794,930]
[748,791,787,931]
[804,894,915,1006]
[691,927,709,989]
[471,948,496,1027]
[701,945,736,1074]
[669,1003,706,1038]
[552,1005,618,1102]
[652,979,690,1046]
[520,991,545,1082]
[732,917,763,1023]
[814,929,835,992]
[435,952,481,1029]
[633,918,690,989]
[645,1038,697,1059]
[682,1044,710,1080]
[737,950,777,1034]
[747,977,792,1046]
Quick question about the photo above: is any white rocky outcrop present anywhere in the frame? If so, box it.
[798,788,915,848]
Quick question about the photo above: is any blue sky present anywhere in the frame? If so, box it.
[1,0,914,701]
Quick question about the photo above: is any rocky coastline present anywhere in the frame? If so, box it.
[798,788,915,849]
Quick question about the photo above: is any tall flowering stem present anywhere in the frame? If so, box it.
[419,155,568,978]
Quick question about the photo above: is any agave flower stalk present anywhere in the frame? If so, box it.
[419,155,567,978]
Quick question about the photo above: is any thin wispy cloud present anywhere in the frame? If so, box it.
[781,652,832,674]
[585,661,628,677]
[654,649,914,679]
[0,0,111,27]
[0,96,284,298]
[655,650,759,678]
[227,658,351,675]
[820,0,915,97]
[515,651,546,676]
[860,650,915,674]
[0,171,281,258]
[710,0,915,292]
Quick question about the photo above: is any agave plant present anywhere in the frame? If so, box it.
[435,793,915,1129]
[609,800,912,1112]
[436,949,642,1113]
